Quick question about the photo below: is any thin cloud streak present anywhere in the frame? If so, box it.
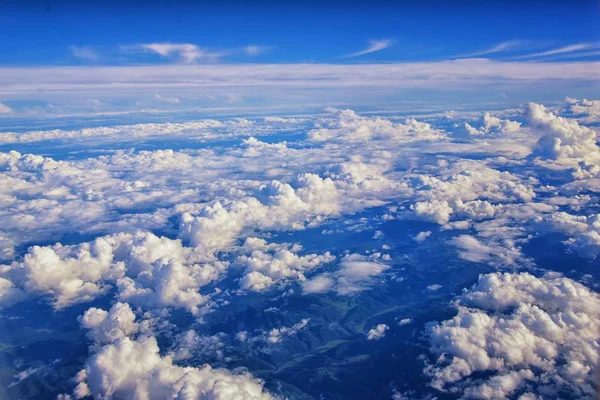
[0,60,598,98]
[458,40,525,58]
[512,43,598,59]
[344,40,393,58]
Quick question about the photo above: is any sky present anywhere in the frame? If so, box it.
[0,0,598,120]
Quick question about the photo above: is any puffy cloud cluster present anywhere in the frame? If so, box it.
[528,102,600,166]
[426,272,600,399]
[79,302,139,345]
[71,303,271,400]
[564,97,600,123]
[540,212,600,259]
[73,335,271,399]
[302,253,389,295]
[180,174,341,253]
[409,163,536,225]
[0,231,225,314]
[2,99,600,399]
[308,108,446,143]
[235,238,335,291]
[464,112,521,135]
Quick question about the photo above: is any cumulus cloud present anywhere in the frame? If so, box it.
[309,108,446,143]
[527,102,600,166]
[464,112,521,135]
[302,253,389,295]
[180,174,342,253]
[539,212,600,258]
[414,231,432,242]
[426,272,600,399]
[235,238,335,291]
[564,97,600,123]
[72,335,271,399]
[79,302,139,344]
[2,231,225,313]
[366,324,389,340]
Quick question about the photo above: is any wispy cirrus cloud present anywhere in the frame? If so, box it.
[344,39,393,58]
[458,40,526,58]
[137,43,225,63]
[70,46,100,61]
[513,43,599,59]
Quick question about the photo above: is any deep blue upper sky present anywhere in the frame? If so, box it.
[1,0,598,65]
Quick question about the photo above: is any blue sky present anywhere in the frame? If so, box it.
[1,0,598,65]
[0,0,598,119]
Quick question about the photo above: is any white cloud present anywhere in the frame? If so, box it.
[244,45,270,56]
[302,253,389,295]
[140,42,223,63]
[345,39,393,58]
[153,94,180,104]
[70,46,99,61]
[3,60,598,103]
[235,239,335,292]
[366,324,389,340]
[72,335,271,399]
[459,40,525,58]
[414,231,432,242]
[540,212,600,259]
[426,272,600,399]
[79,302,139,344]
[527,102,600,167]
[0,102,13,114]
[515,43,598,59]
[464,112,521,135]
[309,108,446,143]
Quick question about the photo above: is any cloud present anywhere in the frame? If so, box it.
[244,45,270,56]
[235,238,335,292]
[72,335,271,399]
[309,107,446,144]
[563,97,600,123]
[527,102,600,166]
[426,272,600,399]
[366,324,389,340]
[153,93,180,104]
[70,46,99,61]
[79,302,139,345]
[0,61,598,103]
[0,102,13,114]
[459,40,525,58]
[302,253,390,295]
[539,212,600,259]
[464,112,521,135]
[414,231,432,242]
[515,43,598,59]
[345,39,393,58]
[140,42,224,63]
